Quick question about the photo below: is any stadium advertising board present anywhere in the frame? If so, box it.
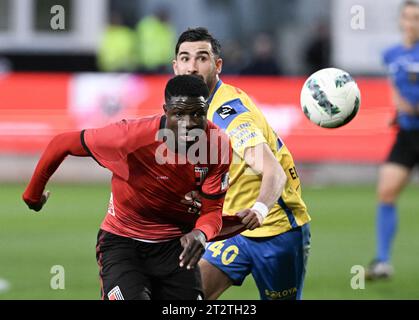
[0,73,395,162]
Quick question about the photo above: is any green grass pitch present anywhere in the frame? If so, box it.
[1,183,418,300]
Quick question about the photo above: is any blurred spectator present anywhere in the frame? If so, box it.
[134,8,176,73]
[221,40,245,74]
[97,12,136,72]
[0,57,12,74]
[240,32,282,75]
[304,21,331,75]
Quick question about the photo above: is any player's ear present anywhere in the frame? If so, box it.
[216,57,223,74]
[163,104,168,113]
[172,59,179,75]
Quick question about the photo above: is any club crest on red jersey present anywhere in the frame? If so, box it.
[194,167,208,186]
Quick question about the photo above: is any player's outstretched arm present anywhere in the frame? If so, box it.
[236,143,287,229]
[22,131,89,212]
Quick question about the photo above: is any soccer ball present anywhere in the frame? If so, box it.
[300,68,361,128]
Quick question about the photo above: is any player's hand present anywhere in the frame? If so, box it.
[23,191,50,212]
[179,229,206,269]
[181,190,202,215]
[235,209,263,230]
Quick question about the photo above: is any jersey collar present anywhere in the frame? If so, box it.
[207,79,222,105]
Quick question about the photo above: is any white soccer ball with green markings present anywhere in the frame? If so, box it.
[300,67,361,128]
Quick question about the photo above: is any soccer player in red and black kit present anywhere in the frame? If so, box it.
[22,75,239,300]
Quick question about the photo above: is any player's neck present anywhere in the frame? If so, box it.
[209,76,220,96]
[403,35,419,48]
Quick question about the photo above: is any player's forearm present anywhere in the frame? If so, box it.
[392,84,417,115]
[194,196,223,241]
[244,143,287,210]
[255,165,287,210]
[23,131,88,203]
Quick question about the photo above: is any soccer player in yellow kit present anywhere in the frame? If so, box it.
[173,28,311,300]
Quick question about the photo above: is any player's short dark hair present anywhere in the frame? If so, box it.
[175,27,221,58]
[402,0,419,8]
[164,75,209,103]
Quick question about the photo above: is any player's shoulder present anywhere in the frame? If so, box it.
[116,114,163,147]
[125,114,162,125]
[210,82,255,126]
[384,43,403,55]
[219,81,245,95]
[124,114,162,132]
[383,44,404,63]
[217,82,253,104]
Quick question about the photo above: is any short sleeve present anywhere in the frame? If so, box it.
[382,46,398,68]
[82,120,130,179]
[211,98,267,159]
[227,114,267,159]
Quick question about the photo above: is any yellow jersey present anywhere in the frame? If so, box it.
[207,80,311,237]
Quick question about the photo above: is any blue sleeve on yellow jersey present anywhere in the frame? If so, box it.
[212,98,249,130]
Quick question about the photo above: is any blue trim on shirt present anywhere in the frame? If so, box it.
[278,197,298,229]
[207,79,223,105]
[276,138,283,151]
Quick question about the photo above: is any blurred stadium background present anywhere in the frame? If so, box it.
[1,0,418,300]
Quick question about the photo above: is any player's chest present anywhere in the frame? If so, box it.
[127,148,211,189]
[391,52,419,84]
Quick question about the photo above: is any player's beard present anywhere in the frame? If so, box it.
[196,70,217,95]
